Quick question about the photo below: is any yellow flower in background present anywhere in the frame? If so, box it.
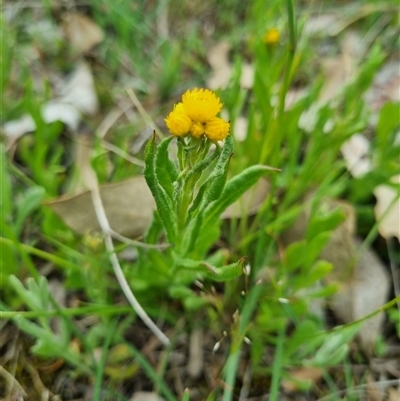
[263,28,280,46]
[182,88,223,123]
[205,117,230,141]
[165,103,192,136]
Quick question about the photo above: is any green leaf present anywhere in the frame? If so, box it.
[292,260,332,290]
[155,136,178,199]
[310,324,360,367]
[183,137,234,254]
[285,240,306,271]
[205,164,278,221]
[15,186,45,236]
[144,136,177,242]
[208,258,245,282]
[304,232,331,267]
[376,102,400,152]
[283,320,321,361]
[306,208,346,241]
[0,145,12,219]
[175,256,244,282]
[189,135,234,216]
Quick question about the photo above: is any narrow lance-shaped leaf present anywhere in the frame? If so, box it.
[183,148,220,192]
[144,135,177,242]
[188,135,234,217]
[183,137,234,254]
[175,256,245,282]
[205,164,279,222]
[155,136,178,200]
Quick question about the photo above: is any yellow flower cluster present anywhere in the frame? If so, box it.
[263,28,280,46]
[165,88,230,141]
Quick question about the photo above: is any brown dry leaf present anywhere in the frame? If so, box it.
[282,195,391,354]
[365,60,400,112]
[62,12,104,54]
[232,116,248,142]
[330,238,390,355]
[130,392,166,401]
[206,41,232,90]
[207,40,231,71]
[388,387,400,401]
[373,175,400,241]
[45,176,155,238]
[206,40,254,90]
[281,366,323,392]
[299,32,359,132]
[303,13,339,36]
[221,178,270,219]
[187,328,204,379]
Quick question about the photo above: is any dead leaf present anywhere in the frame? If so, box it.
[68,133,99,194]
[240,63,254,89]
[62,12,104,54]
[330,238,391,355]
[340,134,372,178]
[388,387,400,401]
[44,176,155,238]
[188,328,203,379]
[299,32,359,132]
[232,116,248,142]
[365,60,400,112]
[303,13,339,36]
[57,62,99,115]
[281,366,323,392]
[206,40,254,90]
[374,175,400,241]
[2,62,98,147]
[282,195,391,354]
[221,178,270,219]
[130,392,165,401]
[2,115,36,141]
[207,40,231,70]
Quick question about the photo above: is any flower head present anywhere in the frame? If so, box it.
[182,88,223,123]
[263,28,280,46]
[190,121,205,138]
[165,88,230,141]
[165,103,192,136]
[205,117,230,141]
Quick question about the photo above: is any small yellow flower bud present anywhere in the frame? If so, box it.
[165,103,192,136]
[190,121,205,138]
[205,117,230,141]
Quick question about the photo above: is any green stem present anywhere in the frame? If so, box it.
[260,0,297,165]
[269,321,286,401]
[0,237,81,272]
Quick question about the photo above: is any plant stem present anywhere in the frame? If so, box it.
[260,0,297,165]
[269,321,286,401]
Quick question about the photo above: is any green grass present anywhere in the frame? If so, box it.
[1,0,399,399]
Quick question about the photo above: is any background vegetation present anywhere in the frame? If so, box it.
[1,0,399,400]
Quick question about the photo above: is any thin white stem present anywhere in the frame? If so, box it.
[90,185,170,346]
[125,87,164,139]
[109,228,170,250]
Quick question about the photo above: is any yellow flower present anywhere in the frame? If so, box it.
[190,121,205,138]
[182,88,223,123]
[165,103,192,136]
[205,117,230,141]
[263,28,280,46]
